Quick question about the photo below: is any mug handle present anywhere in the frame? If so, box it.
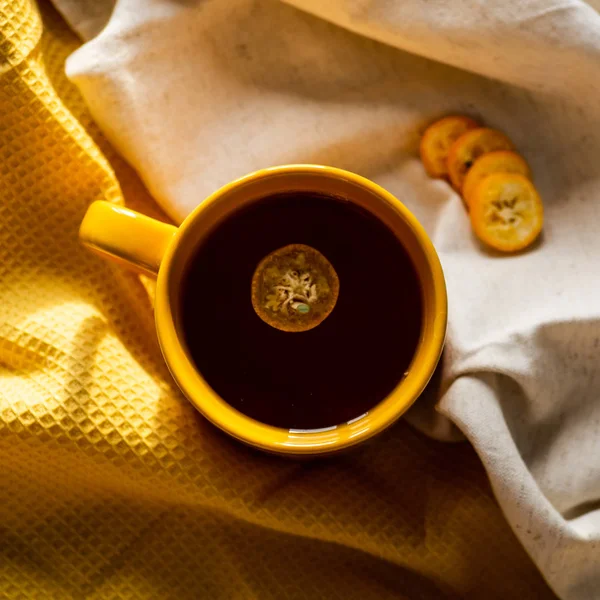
[79,201,177,276]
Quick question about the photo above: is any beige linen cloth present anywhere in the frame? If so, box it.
[52,0,600,597]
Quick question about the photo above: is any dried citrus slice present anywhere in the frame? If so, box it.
[419,116,479,178]
[447,128,514,191]
[463,151,531,207]
[251,244,339,332]
[470,173,543,253]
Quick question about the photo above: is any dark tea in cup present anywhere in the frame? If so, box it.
[180,191,423,430]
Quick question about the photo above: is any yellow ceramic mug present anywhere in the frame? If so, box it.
[80,165,447,455]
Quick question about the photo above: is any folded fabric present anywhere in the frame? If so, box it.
[0,1,558,598]
[50,0,600,597]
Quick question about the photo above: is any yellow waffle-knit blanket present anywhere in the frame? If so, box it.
[0,2,556,598]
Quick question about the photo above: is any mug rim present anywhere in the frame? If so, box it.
[154,164,447,455]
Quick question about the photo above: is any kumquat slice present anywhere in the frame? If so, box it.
[447,128,514,191]
[463,150,531,207]
[470,173,543,253]
[420,116,479,178]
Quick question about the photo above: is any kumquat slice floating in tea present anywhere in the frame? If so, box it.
[419,116,479,178]
[447,128,514,191]
[251,243,340,333]
[470,173,543,253]
[463,151,531,208]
